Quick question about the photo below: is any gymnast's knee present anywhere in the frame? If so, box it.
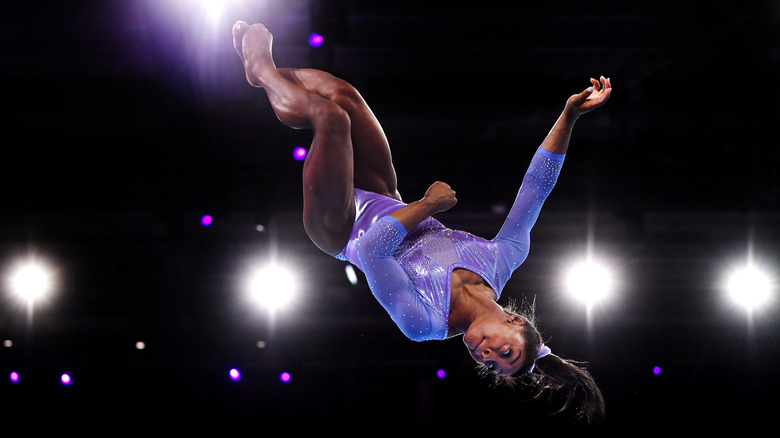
[310,97,351,133]
[322,79,364,114]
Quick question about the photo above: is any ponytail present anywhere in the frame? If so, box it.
[491,299,606,425]
[525,352,605,424]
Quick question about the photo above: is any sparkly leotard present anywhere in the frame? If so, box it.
[335,147,564,341]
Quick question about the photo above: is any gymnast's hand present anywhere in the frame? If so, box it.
[389,181,457,232]
[423,181,457,215]
[565,76,612,117]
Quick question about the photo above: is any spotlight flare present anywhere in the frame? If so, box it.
[249,264,297,311]
[727,265,772,310]
[10,263,52,303]
[566,260,612,305]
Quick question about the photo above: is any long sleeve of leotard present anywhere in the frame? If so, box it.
[493,146,565,271]
[355,216,443,341]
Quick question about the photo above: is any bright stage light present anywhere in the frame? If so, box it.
[229,368,241,381]
[345,264,358,285]
[248,264,297,311]
[292,146,307,161]
[10,371,20,384]
[10,261,53,304]
[280,371,291,383]
[308,33,324,48]
[726,265,772,311]
[60,373,72,386]
[565,260,613,306]
[200,0,226,22]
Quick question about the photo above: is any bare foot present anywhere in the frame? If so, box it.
[232,21,275,88]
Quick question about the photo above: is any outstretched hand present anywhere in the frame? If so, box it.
[423,181,457,215]
[565,76,612,117]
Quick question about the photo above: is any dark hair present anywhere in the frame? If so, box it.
[480,298,605,425]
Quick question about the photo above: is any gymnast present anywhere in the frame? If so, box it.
[233,21,611,423]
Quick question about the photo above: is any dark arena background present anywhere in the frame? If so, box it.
[1,0,778,434]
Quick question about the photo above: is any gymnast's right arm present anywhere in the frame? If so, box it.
[355,217,436,341]
[388,181,457,232]
[354,183,456,341]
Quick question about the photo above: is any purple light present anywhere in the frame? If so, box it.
[229,368,241,381]
[9,371,19,383]
[308,33,324,48]
[279,371,291,383]
[292,146,307,161]
[436,369,446,379]
[653,366,662,376]
[60,373,72,385]
[200,215,213,227]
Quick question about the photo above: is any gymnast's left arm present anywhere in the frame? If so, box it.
[493,77,611,270]
[542,76,611,155]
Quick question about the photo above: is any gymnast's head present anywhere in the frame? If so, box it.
[462,310,538,377]
[465,300,606,424]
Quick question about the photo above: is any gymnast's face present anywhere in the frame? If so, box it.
[463,316,528,376]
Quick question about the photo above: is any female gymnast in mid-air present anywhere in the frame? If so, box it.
[233,21,611,423]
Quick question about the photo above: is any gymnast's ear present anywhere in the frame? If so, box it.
[507,315,526,325]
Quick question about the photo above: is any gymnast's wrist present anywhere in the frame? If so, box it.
[418,196,444,215]
[560,108,581,124]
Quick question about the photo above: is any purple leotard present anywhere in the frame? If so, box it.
[335,146,564,341]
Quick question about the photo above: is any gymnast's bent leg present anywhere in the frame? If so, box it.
[233,22,355,255]
[275,68,402,201]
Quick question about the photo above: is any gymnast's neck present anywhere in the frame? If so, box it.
[447,268,501,336]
